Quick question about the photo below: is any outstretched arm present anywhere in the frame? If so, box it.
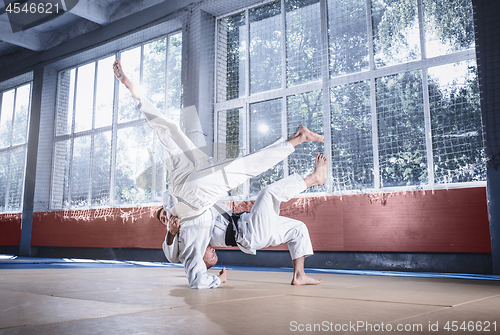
[113,59,141,99]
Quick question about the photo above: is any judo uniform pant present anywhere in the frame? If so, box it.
[238,173,314,260]
[138,97,294,218]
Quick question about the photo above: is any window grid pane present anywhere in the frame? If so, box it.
[372,0,421,68]
[55,69,75,136]
[91,132,112,207]
[215,0,484,198]
[143,38,167,111]
[249,98,283,196]
[115,124,154,205]
[0,151,8,211]
[95,57,115,129]
[423,0,475,58]
[330,82,374,192]
[285,0,322,87]
[217,13,246,102]
[12,84,31,146]
[216,108,245,196]
[328,0,369,77]
[51,140,71,209]
[118,47,142,123]
[71,136,91,208]
[376,71,427,187]
[167,32,183,115]
[0,89,15,148]
[52,33,181,210]
[74,63,95,133]
[250,1,282,94]
[0,84,31,213]
[7,146,26,212]
[429,60,485,183]
[287,90,325,192]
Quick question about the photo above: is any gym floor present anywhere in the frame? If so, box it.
[0,256,499,334]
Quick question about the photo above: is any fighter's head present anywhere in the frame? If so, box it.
[203,245,218,269]
[156,207,168,226]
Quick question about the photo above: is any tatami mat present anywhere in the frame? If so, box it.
[0,256,499,334]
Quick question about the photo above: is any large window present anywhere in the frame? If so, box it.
[215,0,483,196]
[0,83,31,212]
[51,32,182,209]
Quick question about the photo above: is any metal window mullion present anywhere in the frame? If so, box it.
[242,102,249,197]
[88,61,99,206]
[140,44,144,86]
[320,0,333,193]
[366,0,380,190]
[370,78,380,190]
[213,19,219,105]
[282,94,288,178]
[417,0,434,186]
[281,0,286,91]
[422,67,434,185]
[109,53,120,207]
[417,0,427,60]
[157,35,170,199]
[4,88,17,210]
[245,9,250,97]
[9,88,17,147]
[19,142,28,211]
[4,149,12,210]
[244,9,250,198]
[66,67,79,209]
[151,137,157,202]
[49,74,63,210]
[166,34,170,111]
[143,42,157,202]
[66,137,75,209]
[0,142,28,154]
[281,0,289,178]
[213,108,219,161]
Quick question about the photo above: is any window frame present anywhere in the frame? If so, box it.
[50,31,182,210]
[213,0,484,198]
[0,81,33,213]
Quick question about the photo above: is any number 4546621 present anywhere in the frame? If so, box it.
[6,2,60,14]
[444,321,497,332]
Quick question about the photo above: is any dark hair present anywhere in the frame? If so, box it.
[156,207,163,221]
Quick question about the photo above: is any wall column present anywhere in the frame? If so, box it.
[19,67,43,256]
[473,0,500,274]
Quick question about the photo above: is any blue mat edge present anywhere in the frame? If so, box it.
[1,255,499,281]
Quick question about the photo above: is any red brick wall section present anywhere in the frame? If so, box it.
[227,187,490,253]
[29,187,490,253]
[0,213,22,246]
[31,207,166,249]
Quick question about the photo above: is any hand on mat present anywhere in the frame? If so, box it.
[218,267,227,283]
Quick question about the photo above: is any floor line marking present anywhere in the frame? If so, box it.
[286,293,453,308]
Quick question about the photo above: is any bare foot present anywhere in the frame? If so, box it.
[303,153,328,188]
[291,273,322,286]
[287,126,324,147]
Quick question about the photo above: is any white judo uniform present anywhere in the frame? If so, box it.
[211,173,313,258]
[135,96,297,288]
[163,174,314,286]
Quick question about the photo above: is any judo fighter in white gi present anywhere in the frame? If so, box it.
[162,154,327,287]
[114,59,324,289]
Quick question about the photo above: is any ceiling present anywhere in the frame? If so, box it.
[0,0,170,65]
